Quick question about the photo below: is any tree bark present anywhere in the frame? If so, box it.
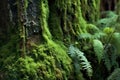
[0,0,10,44]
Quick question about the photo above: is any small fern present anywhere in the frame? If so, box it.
[68,45,93,78]
[93,39,104,63]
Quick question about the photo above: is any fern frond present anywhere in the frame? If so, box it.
[103,27,115,35]
[86,24,99,34]
[96,12,118,28]
[103,34,119,71]
[103,51,112,71]
[93,39,104,63]
[111,33,120,55]
[107,68,120,80]
[78,33,92,40]
[68,45,93,78]
[101,11,117,18]
[93,32,106,39]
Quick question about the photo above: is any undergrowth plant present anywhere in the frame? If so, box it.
[107,68,120,80]
[73,14,120,79]
[93,39,104,63]
[68,44,93,78]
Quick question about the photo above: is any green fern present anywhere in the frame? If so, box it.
[101,11,117,18]
[102,31,119,71]
[104,47,118,71]
[107,68,120,80]
[96,11,118,28]
[93,39,104,63]
[86,24,99,34]
[78,33,92,40]
[93,32,106,39]
[68,45,93,78]
[111,33,120,55]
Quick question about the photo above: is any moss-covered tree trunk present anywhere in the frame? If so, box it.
[3,0,120,80]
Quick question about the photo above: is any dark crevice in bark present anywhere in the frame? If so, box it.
[100,0,117,12]
[0,0,10,44]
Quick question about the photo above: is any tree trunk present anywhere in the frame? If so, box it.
[1,0,120,80]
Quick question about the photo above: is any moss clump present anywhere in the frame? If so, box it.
[31,42,72,80]
[0,34,19,80]
[2,42,72,80]
[7,57,40,80]
[39,0,52,42]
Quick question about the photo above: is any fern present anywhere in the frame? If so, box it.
[96,11,118,28]
[104,44,119,71]
[93,39,104,63]
[102,30,119,71]
[111,33,120,55]
[78,33,92,40]
[104,53,111,71]
[78,28,105,40]
[93,32,106,39]
[86,24,99,34]
[107,68,120,80]
[68,45,93,78]
[101,11,117,18]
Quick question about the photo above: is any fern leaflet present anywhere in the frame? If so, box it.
[107,68,120,80]
[93,39,104,63]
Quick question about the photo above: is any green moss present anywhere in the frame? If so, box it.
[0,35,20,80]
[36,1,73,79]
[2,40,72,80]
[48,11,63,40]
[70,0,87,34]
[5,57,39,80]
[53,0,87,36]
[0,0,103,80]
[39,0,52,42]
[81,0,100,22]
[47,41,72,77]
[30,43,72,80]
[24,0,28,10]
[0,34,19,59]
